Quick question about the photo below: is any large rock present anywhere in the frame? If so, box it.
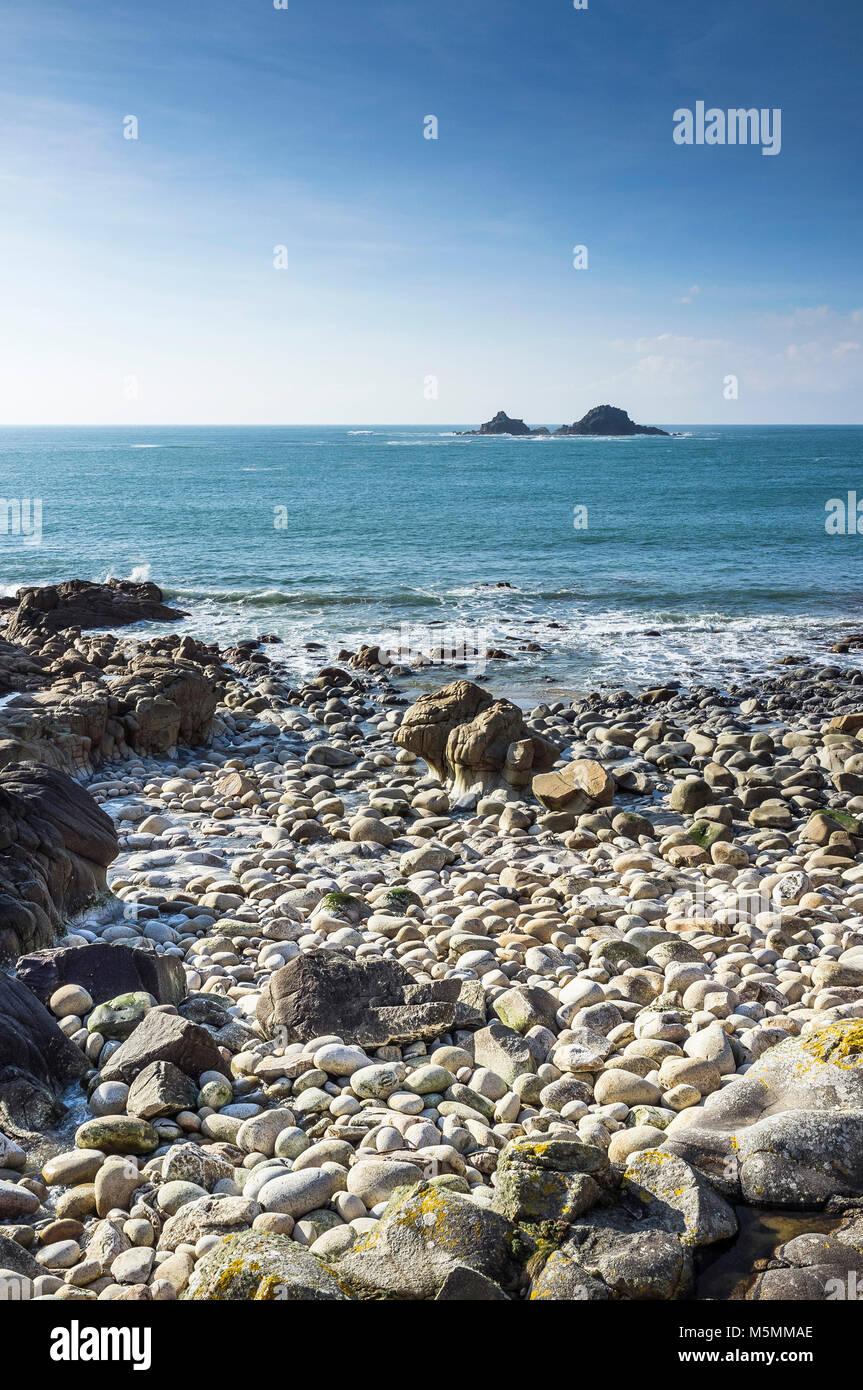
[15,942,186,1009]
[663,1021,863,1206]
[394,680,558,802]
[477,411,535,436]
[335,1181,525,1299]
[530,1213,692,1300]
[749,1218,863,1300]
[0,973,88,1133]
[185,1231,349,1300]
[126,1061,198,1119]
[0,656,220,774]
[620,1150,737,1247]
[0,764,118,960]
[99,1010,225,1086]
[492,1135,611,1225]
[4,579,185,642]
[256,949,481,1047]
[553,405,668,437]
[109,658,218,753]
[532,758,614,813]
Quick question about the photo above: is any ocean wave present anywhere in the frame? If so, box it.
[100,564,153,585]
[161,586,444,610]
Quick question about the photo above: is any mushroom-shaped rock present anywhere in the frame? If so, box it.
[394,680,558,803]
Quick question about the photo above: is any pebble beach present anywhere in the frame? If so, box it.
[4,580,863,1303]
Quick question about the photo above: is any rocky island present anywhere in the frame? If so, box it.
[461,405,669,437]
[2,579,863,1303]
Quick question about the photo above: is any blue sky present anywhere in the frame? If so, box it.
[0,0,860,424]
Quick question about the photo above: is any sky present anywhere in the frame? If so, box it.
[0,0,860,426]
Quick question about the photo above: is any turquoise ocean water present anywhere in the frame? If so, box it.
[1,424,861,702]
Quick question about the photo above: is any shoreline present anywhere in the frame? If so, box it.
[3,581,863,1301]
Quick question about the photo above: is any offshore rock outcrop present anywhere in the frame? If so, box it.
[553,405,668,436]
[462,411,548,437]
[459,404,668,437]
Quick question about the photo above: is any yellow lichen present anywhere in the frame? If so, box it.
[798,1020,863,1070]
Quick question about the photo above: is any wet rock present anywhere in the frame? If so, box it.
[0,973,88,1133]
[4,579,185,641]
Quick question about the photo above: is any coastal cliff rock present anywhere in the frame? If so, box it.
[0,764,118,960]
[110,657,219,753]
[0,973,89,1134]
[394,679,559,802]
[553,405,668,436]
[0,656,220,773]
[4,579,186,642]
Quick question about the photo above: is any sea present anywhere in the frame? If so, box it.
[1,424,861,706]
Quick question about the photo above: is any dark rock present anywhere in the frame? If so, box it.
[477,411,535,436]
[4,579,185,642]
[0,973,88,1134]
[553,405,668,436]
[126,1061,199,1119]
[0,765,118,961]
[0,1232,43,1281]
[16,942,187,1008]
[178,995,235,1029]
[256,949,481,1047]
[99,1011,226,1086]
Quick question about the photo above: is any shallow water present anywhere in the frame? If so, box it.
[696,1206,843,1300]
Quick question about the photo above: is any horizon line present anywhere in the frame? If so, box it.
[1,421,862,430]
